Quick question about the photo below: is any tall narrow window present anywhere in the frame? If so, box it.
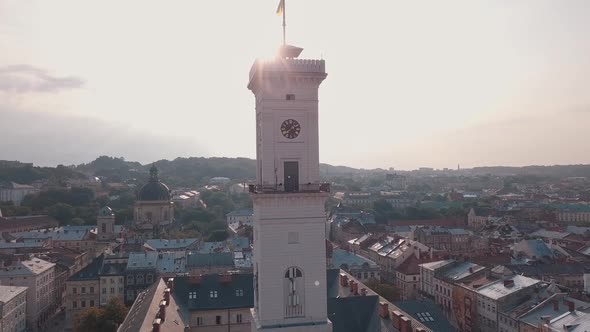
[284,267,304,318]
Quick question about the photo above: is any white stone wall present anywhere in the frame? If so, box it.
[99,276,124,305]
[253,193,328,326]
[0,289,27,332]
[477,295,498,332]
[187,308,251,332]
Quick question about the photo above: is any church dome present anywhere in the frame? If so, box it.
[137,165,171,201]
[99,206,114,216]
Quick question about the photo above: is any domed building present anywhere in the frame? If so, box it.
[133,165,174,239]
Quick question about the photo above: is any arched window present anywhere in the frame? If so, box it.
[284,267,304,318]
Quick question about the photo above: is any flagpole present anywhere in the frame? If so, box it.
[282,0,286,45]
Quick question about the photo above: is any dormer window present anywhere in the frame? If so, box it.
[210,290,218,298]
[189,291,197,300]
[236,289,244,297]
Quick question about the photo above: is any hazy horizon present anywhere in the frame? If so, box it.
[2,1,590,169]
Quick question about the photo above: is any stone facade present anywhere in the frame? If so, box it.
[0,258,56,332]
[0,286,27,332]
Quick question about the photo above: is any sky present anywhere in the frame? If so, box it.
[1,0,590,170]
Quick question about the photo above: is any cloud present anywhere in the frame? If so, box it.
[0,65,84,93]
[0,108,208,166]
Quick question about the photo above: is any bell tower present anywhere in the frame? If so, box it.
[248,43,331,332]
[97,206,115,241]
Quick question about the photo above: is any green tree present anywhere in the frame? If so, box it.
[47,203,74,224]
[70,217,85,226]
[78,307,104,332]
[78,298,128,332]
[207,229,229,242]
[365,280,400,302]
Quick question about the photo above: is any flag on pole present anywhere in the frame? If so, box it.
[276,0,284,16]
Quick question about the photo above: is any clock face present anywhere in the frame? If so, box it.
[280,119,301,139]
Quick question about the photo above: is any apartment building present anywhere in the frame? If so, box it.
[0,286,27,332]
[0,257,56,331]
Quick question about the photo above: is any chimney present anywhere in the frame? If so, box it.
[189,275,201,285]
[352,282,359,296]
[469,267,473,273]
[152,318,161,332]
[340,274,349,287]
[164,289,170,305]
[220,274,232,283]
[540,315,551,325]
[379,302,389,318]
[159,300,167,322]
[552,300,559,311]
[391,310,402,330]
[565,300,575,312]
[503,279,515,288]
[534,286,539,293]
[361,288,367,296]
[349,280,354,291]
[400,316,412,332]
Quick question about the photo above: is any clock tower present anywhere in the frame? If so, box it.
[248,44,332,332]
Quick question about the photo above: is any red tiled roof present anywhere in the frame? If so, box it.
[0,215,59,231]
[388,218,465,228]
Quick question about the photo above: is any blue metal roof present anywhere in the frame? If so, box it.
[330,249,378,269]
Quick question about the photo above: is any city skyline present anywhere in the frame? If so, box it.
[1,0,590,169]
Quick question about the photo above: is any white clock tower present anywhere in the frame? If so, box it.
[248,43,332,332]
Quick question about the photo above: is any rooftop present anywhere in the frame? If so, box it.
[127,252,158,270]
[144,238,199,251]
[477,275,540,300]
[394,299,455,332]
[438,261,486,282]
[420,260,454,272]
[546,309,590,331]
[118,278,185,332]
[68,255,104,281]
[0,257,55,276]
[330,249,378,270]
[0,285,27,303]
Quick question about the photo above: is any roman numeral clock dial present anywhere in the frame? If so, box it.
[280,119,301,139]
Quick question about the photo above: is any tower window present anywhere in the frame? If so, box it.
[284,267,304,318]
[286,94,295,100]
[288,232,299,244]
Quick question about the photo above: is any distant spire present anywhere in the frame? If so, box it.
[149,164,159,181]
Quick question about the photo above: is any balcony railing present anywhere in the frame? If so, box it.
[249,183,330,194]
